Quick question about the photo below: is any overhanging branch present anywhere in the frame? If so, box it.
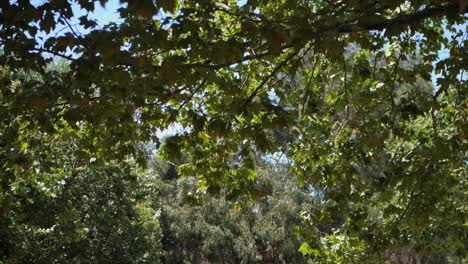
[338,1,465,33]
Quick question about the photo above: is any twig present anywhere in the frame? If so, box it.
[241,51,299,113]
[59,14,83,42]
[390,184,418,230]
[177,79,207,111]
[342,51,349,120]
[31,48,78,61]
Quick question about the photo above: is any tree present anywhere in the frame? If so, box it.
[0,139,164,263]
[291,53,467,262]
[149,157,312,263]
[0,62,163,263]
[0,0,467,261]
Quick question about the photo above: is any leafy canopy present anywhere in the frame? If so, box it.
[0,0,467,261]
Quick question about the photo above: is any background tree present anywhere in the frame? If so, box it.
[149,157,313,264]
[0,130,164,263]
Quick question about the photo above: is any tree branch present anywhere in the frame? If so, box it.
[337,2,465,33]
[31,48,78,61]
[177,79,207,112]
[153,3,463,72]
[240,51,299,113]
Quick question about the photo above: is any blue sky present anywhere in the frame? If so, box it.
[79,0,123,25]
[32,0,123,26]
[31,0,123,58]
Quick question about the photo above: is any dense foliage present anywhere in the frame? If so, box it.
[154,159,312,263]
[0,0,467,262]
